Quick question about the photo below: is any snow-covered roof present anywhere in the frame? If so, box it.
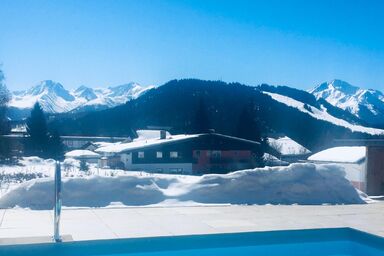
[135,130,171,141]
[268,136,310,155]
[96,134,200,154]
[308,146,366,163]
[65,150,100,158]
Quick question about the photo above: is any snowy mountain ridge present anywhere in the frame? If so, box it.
[309,79,384,127]
[9,80,155,115]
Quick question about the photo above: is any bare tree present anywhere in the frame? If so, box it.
[0,69,10,134]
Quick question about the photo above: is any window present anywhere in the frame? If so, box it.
[170,151,178,158]
[195,150,201,157]
[156,151,163,158]
[138,152,145,158]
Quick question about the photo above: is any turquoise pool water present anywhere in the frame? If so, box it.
[1,228,383,256]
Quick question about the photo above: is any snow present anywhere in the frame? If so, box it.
[268,136,310,155]
[9,80,155,113]
[308,146,366,163]
[263,91,384,135]
[65,150,100,158]
[96,134,199,154]
[135,130,171,141]
[263,153,288,166]
[309,79,384,119]
[0,162,365,209]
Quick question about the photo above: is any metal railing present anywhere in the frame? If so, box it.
[53,161,62,242]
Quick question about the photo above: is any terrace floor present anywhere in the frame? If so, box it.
[1,203,384,245]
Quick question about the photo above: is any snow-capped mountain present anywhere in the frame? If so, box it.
[309,79,384,127]
[8,80,155,119]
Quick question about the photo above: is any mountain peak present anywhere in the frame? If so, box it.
[328,79,359,95]
[309,79,384,127]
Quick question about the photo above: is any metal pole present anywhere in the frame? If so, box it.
[53,161,62,242]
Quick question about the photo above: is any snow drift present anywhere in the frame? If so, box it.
[0,163,365,209]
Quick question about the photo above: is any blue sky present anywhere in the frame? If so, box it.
[1,0,384,91]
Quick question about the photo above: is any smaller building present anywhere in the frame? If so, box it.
[308,146,366,192]
[65,150,101,164]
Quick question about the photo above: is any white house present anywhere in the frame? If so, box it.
[308,146,366,192]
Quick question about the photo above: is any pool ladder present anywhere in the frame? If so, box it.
[53,161,62,242]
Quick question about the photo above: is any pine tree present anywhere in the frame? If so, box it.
[25,102,49,157]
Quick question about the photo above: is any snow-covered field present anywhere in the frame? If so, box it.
[0,157,367,209]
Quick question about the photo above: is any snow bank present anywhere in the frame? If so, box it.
[0,163,365,209]
[308,146,366,163]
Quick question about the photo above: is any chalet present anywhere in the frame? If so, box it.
[96,132,262,174]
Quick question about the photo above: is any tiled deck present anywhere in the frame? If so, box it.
[0,203,384,244]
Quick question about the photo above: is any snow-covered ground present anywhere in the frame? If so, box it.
[0,157,367,209]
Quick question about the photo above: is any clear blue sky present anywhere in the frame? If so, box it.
[1,0,384,91]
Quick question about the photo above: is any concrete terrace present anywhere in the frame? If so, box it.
[0,203,384,245]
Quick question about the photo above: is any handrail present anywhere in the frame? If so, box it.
[53,161,62,242]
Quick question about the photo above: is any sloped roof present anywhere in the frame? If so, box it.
[308,146,366,163]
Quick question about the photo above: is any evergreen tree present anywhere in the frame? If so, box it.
[191,97,211,133]
[25,103,65,159]
[25,103,49,157]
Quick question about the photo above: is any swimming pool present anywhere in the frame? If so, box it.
[0,228,383,256]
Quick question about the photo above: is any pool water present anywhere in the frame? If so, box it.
[1,228,383,256]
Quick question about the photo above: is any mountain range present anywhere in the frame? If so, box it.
[49,79,384,151]
[8,78,384,151]
[8,80,154,120]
